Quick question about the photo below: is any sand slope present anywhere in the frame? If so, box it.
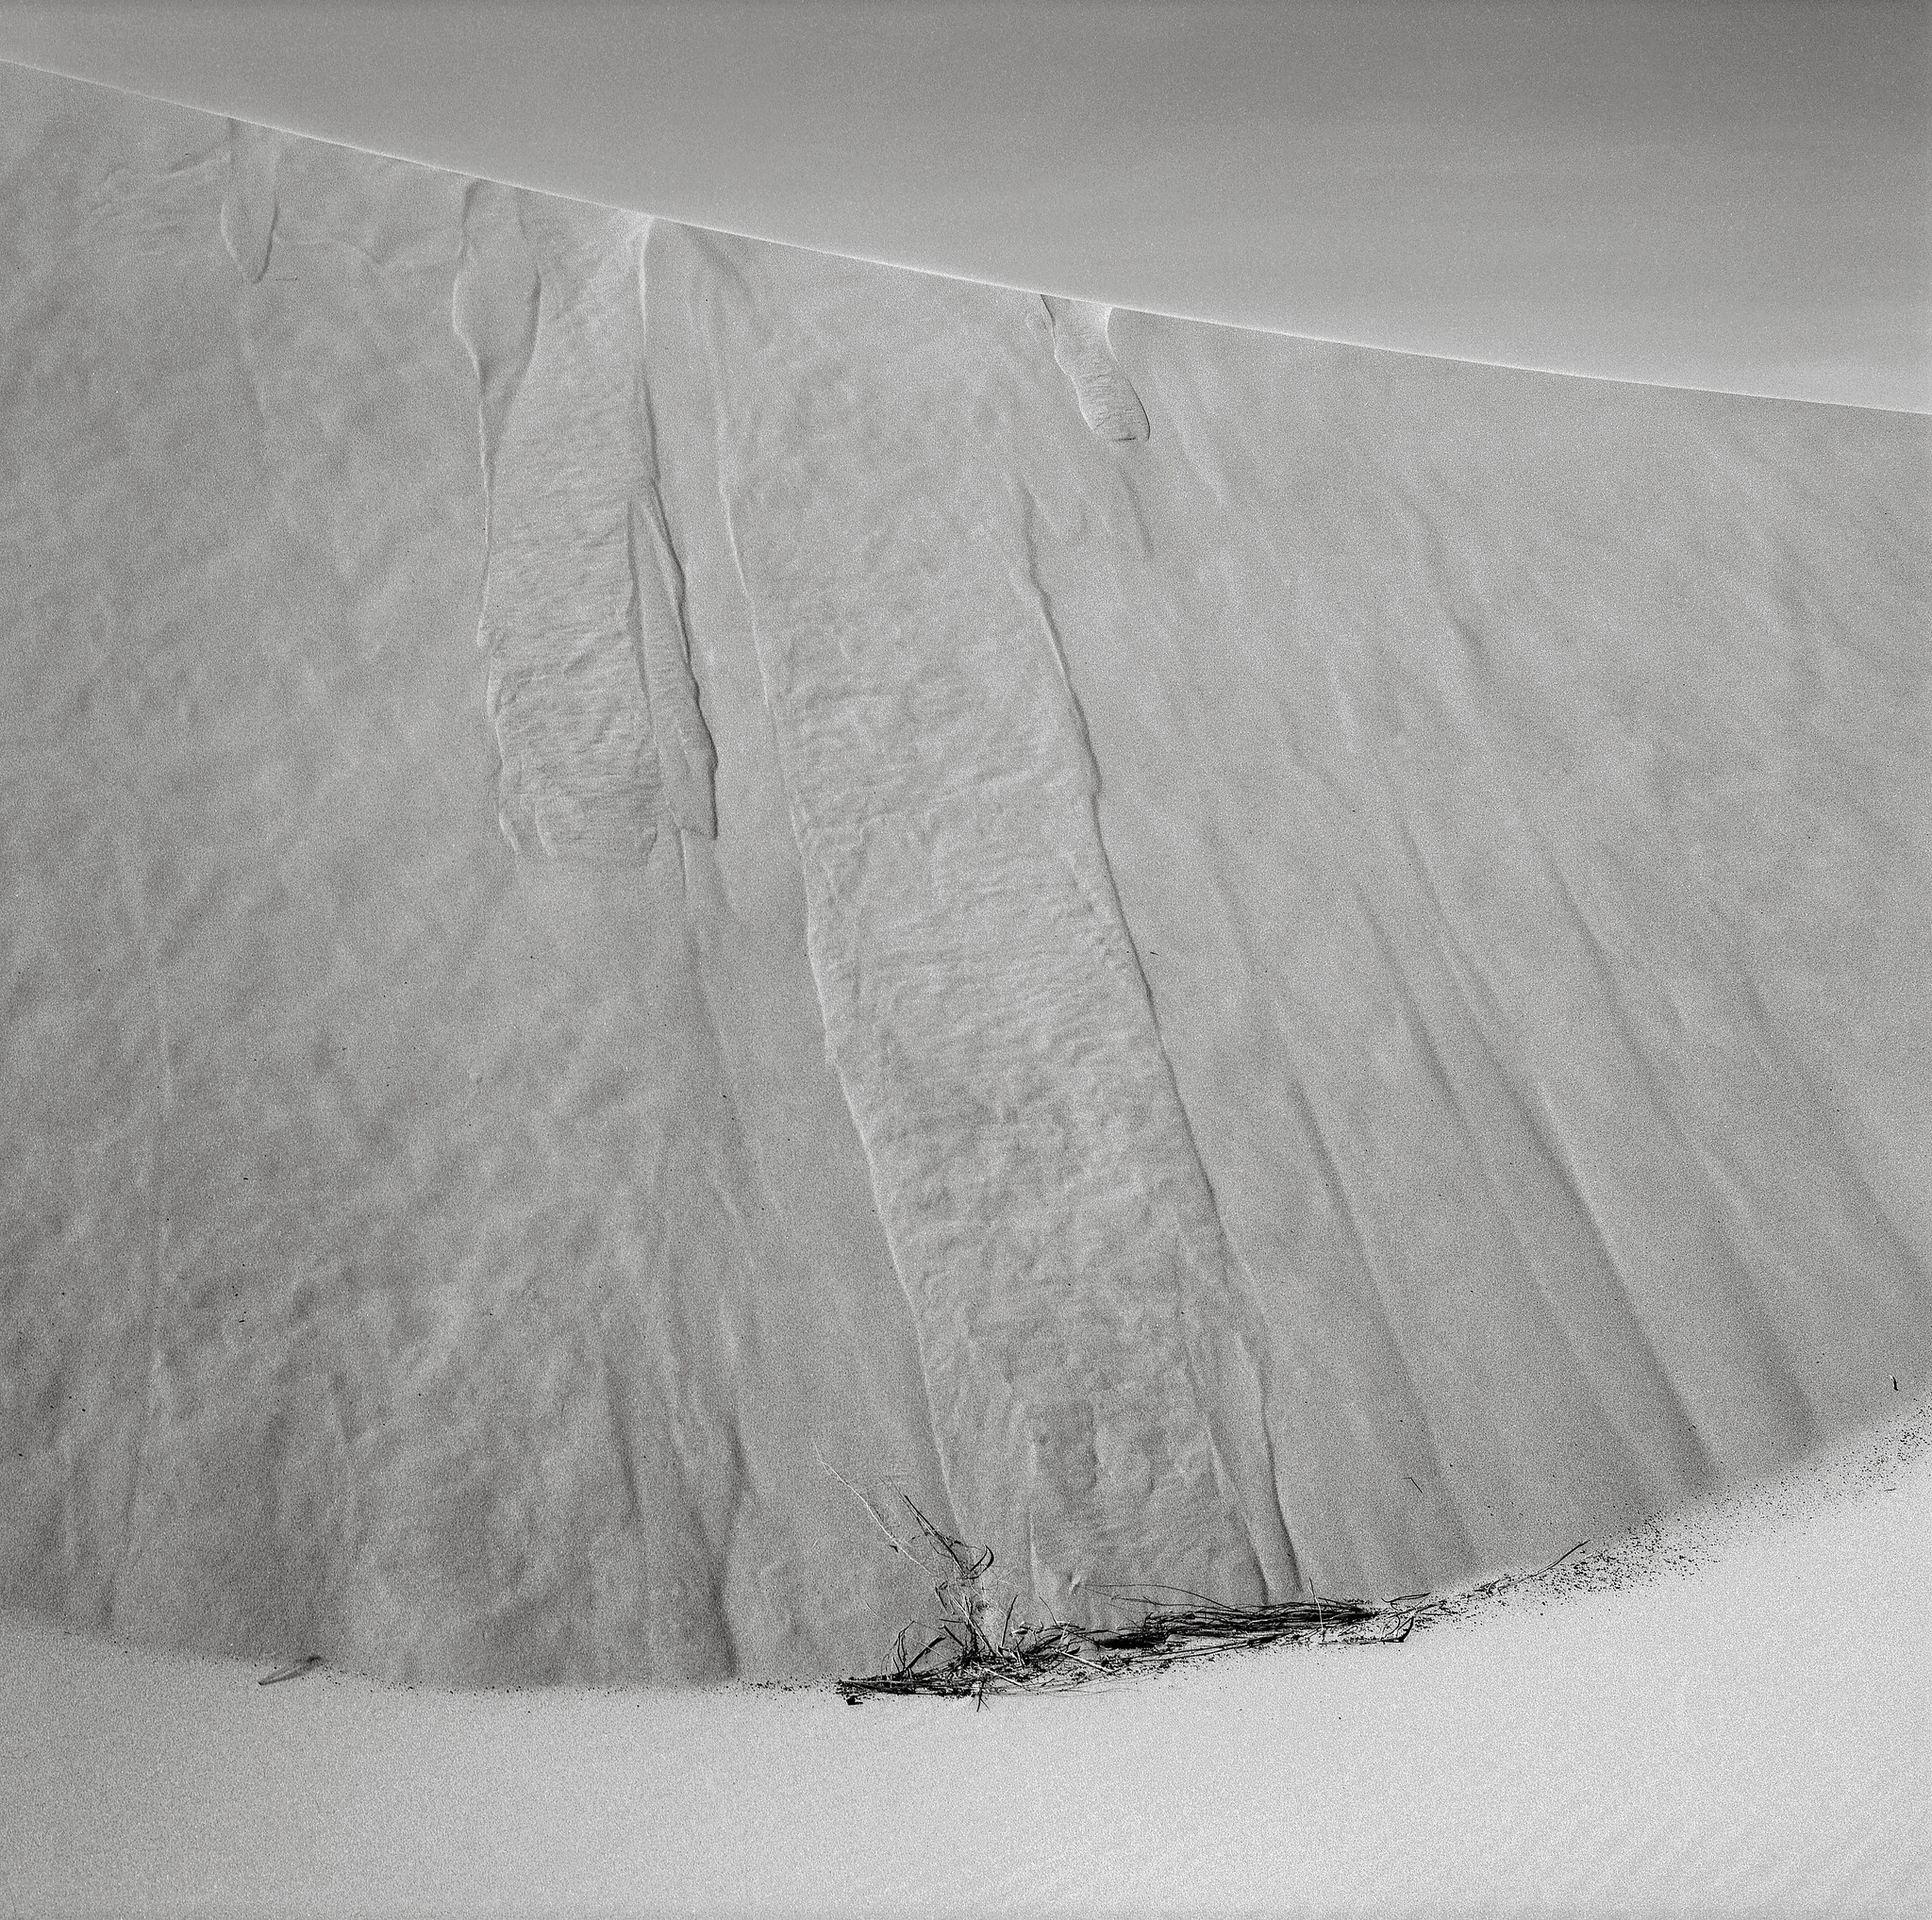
[2,63,1927,1685]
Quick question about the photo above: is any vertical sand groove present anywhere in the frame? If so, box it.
[632,239,718,840]
[451,179,538,586]
[217,119,282,284]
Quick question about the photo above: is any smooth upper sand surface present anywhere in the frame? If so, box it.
[1,61,1929,1694]
[6,1402,1925,1917]
[1,1,1926,412]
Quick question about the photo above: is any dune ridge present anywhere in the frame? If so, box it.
[2,2,1925,413]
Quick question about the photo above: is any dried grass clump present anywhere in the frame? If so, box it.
[830,1474,1568,1707]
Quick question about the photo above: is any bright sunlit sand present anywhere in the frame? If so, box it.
[7,1403,1925,1915]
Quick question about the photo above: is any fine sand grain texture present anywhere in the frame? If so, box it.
[1,61,1928,1688]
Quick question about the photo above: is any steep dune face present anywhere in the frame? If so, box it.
[2,65,1925,1686]
[1017,312,1932,1592]
[648,222,1932,1603]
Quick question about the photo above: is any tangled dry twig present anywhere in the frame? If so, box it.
[834,1488,1577,1706]
[830,1470,1588,1705]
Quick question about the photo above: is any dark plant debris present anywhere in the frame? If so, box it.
[258,1654,324,1687]
[836,1487,1585,1706]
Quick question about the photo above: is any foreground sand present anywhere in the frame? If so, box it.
[6,1404,1924,1917]
[2,63,1927,1688]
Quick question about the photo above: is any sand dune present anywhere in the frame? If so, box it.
[1,63,1926,1691]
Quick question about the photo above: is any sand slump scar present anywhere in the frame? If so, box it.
[457,197,715,859]
[673,225,1299,1625]
[218,118,283,284]
[1041,297,1148,442]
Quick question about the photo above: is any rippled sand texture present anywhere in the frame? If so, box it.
[3,66,1927,1685]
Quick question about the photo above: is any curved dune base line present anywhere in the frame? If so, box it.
[1,63,1927,1687]
[5,1405,1926,1916]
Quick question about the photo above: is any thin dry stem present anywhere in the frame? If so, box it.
[835,1499,1592,1705]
